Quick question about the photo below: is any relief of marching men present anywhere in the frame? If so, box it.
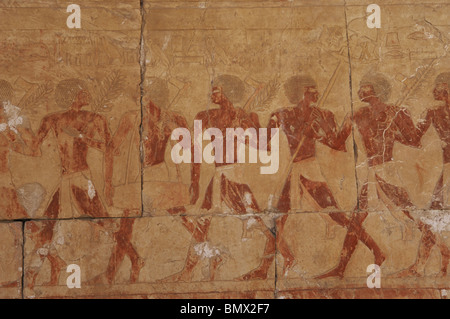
[1,67,449,288]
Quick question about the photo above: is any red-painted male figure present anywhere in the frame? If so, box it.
[319,73,435,278]
[12,79,112,289]
[167,75,281,281]
[0,80,29,219]
[268,75,384,279]
[408,72,450,276]
[104,78,191,284]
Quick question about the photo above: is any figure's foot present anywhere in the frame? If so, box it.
[392,265,422,278]
[237,265,270,281]
[440,246,449,277]
[0,280,18,288]
[43,278,59,286]
[85,273,110,286]
[282,257,295,277]
[130,258,145,283]
[209,255,225,281]
[315,266,345,279]
[440,256,449,277]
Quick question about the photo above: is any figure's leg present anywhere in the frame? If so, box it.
[375,174,438,276]
[124,243,145,283]
[209,254,224,281]
[316,212,367,279]
[220,174,260,214]
[160,216,211,282]
[71,184,109,218]
[276,175,291,213]
[275,214,295,274]
[327,212,386,266]
[430,173,444,210]
[45,251,66,286]
[115,211,144,282]
[436,235,450,276]
[26,254,46,290]
[316,182,384,279]
[105,243,126,284]
[237,217,276,281]
[301,177,384,260]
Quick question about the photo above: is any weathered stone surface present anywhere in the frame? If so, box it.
[143,1,356,217]
[276,211,449,292]
[23,216,274,298]
[0,223,23,299]
[1,0,449,299]
[278,288,445,299]
[0,1,141,220]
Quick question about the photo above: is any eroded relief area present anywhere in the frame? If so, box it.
[0,0,448,299]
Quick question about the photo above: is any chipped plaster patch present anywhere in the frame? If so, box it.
[87,180,96,200]
[1,101,23,134]
[194,242,220,259]
[420,210,450,233]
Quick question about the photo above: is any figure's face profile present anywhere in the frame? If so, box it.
[211,86,225,104]
[304,86,319,104]
[433,83,448,101]
[75,89,91,108]
[358,84,376,103]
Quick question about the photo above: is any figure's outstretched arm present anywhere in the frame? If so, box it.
[315,110,352,152]
[393,108,423,148]
[265,112,282,152]
[416,109,433,141]
[109,112,136,155]
[190,113,206,205]
[10,115,53,156]
[90,113,114,206]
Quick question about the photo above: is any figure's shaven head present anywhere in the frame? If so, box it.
[148,77,169,109]
[435,72,450,87]
[284,75,317,104]
[360,72,391,103]
[213,74,245,104]
[55,78,88,109]
[0,80,13,103]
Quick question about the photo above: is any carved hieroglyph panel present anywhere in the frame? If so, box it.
[142,2,356,218]
[0,1,142,220]
[23,216,274,298]
[0,223,23,299]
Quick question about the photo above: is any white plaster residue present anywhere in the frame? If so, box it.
[441,289,447,297]
[1,101,23,134]
[246,217,257,229]
[87,180,96,199]
[268,194,274,209]
[56,235,64,245]
[194,242,220,259]
[37,248,49,256]
[198,2,206,8]
[162,35,171,51]
[244,192,253,206]
[420,210,450,233]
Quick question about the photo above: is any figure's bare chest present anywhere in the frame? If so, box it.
[358,112,394,139]
[432,109,450,140]
[55,114,94,137]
